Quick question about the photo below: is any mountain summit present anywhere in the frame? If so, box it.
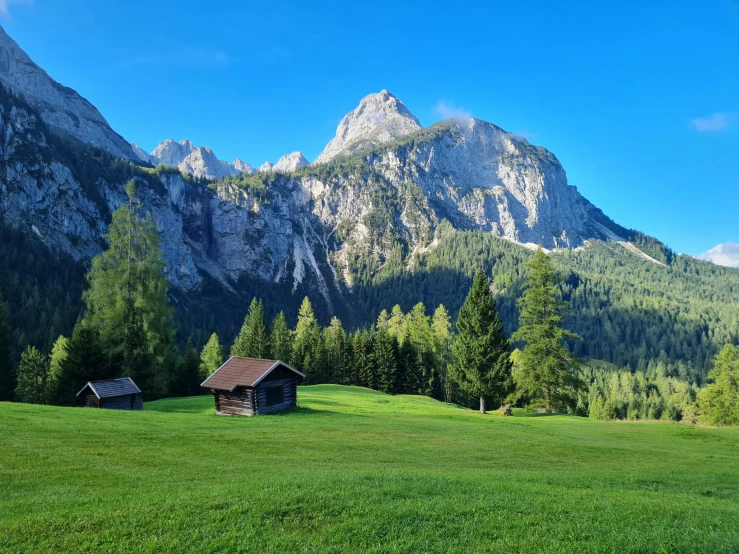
[314,90,422,164]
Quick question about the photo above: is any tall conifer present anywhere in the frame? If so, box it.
[451,272,512,413]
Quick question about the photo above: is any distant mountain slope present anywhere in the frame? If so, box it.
[0,25,137,161]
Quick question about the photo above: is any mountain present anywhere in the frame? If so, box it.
[0,25,736,381]
[274,152,309,172]
[257,161,274,173]
[314,89,422,164]
[233,158,254,174]
[139,138,243,180]
[0,25,137,161]
[697,242,739,268]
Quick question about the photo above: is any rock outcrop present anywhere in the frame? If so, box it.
[274,152,309,173]
[0,25,137,161]
[233,158,254,174]
[258,161,274,173]
[314,90,422,164]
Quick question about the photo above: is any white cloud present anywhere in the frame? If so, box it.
[0,0,32,18]
[435,101,472,121]
[688,112,736,132]
[696,242,739,268]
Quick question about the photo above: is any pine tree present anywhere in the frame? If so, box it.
[231,298,270,358]
[0,293,14,401]
[44,335,69,404]
[698,344,739,426]
[451,272,512,413]
[398,329,418,394]
[324,317,347,383]
[375,327,399,394]
[270,312,293,362]
[199,333,224,380]
[15,346,49,404]
[513,249,584,413]
[356,330,376,389]
[292,297,325,383]
[83,181,174,398]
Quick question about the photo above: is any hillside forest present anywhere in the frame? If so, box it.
[1,183,738,425]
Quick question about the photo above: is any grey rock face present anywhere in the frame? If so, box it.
[314,89,422,164]
[149,138,240,180]
[232,158,254,174]
[257,161,274,173]
[0,82,629,316]
[131,143,157,165]
[0,25,137,161]
[274,151,309,173]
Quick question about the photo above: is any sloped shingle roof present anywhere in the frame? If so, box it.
[76,377,141,399]
[200,357,304,391]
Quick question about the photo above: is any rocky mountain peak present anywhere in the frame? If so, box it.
[232,158,254,174]
[0,25,137,161]
[152,138,195,166]
[274,151,309,173]
[258,161,275,173]
[314,89,422,164]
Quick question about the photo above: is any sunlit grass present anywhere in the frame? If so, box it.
[1,385,738,553]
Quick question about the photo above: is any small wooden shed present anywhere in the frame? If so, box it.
[76,377,143,410]
[200,357,304,416]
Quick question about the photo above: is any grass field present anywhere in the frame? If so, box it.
[1,385,738,553]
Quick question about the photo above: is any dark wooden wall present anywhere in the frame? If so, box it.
[255,377,297,415]
[100,394,142,411]
[215,388,255,416]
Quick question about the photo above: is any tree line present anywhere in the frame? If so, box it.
[0,183,737,425]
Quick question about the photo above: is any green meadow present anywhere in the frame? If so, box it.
[1,385,738,553]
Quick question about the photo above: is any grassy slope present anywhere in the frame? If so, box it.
[1,386,738,553]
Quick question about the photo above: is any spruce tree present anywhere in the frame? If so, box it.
[356,330,376,389]
[292,297,325,383]
[324,317,347,383]
[375,327,399,394]
[398,329,418,394]
[83,181,174,398]
[199,333,224,380]
[698,344,739,426]
[15,346,49,404]
[269,312,293,362]
[451,272,512,413]
[231,298,269,358]
[513,248,584,413]
[0,293,14,401]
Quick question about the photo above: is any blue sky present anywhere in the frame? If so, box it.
[2,0,738,256]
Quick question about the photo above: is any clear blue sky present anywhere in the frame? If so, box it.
[2,0,738,256]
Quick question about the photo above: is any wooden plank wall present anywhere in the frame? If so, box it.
[101,395,135,410]
[216,388,255,416]
[255,378,297,415]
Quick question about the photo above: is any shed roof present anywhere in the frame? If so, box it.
[76,377,141,399]
[200,357,304,392]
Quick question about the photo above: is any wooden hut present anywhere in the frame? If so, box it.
[200,357,304,416]
[76,377,143,410]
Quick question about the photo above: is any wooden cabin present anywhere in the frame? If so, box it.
[76,377,143,410]
[200,357,304,416]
